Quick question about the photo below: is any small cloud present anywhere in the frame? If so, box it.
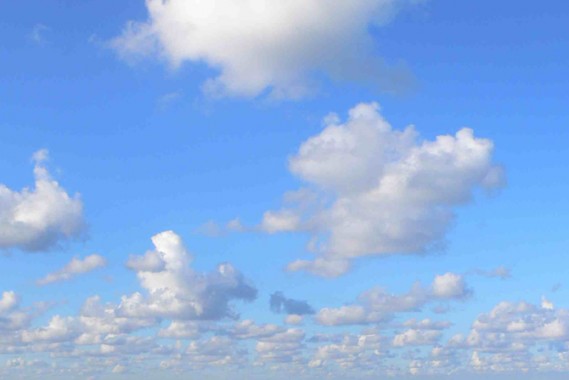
[471,266,512,280]
[30,24,50,45]
[270,292,315,316]
[285,314,304,325]
[157,91,182,109]
[36,254,107,286]
[195,218,247,237]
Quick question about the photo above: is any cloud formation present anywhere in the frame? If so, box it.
[0,150,84,252]
[269,292,315,316]
[316,273,470,326]
[36,255,107,286]
[111,0,420,98]
[119,231,257,320]
[260,103,503,276]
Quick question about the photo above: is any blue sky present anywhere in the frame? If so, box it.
[1,0,569,379]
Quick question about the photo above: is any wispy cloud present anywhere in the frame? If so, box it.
[37,255,107,286]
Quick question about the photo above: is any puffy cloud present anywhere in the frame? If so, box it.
[119,231,257,320]
[0,291,30,332]
[285,315,304,325]
[260,103,503,276]
[316,273,469,326]
[432,273,471,299]
[309,331,383,370]
[472,266,512,280]
[21,316,80,344]
[261,210,301,234]
[0,150,84,252]
[269,292,315,316]
[36,254,107,286]
[230,320,284,340]
[392,329,442,347]
[111,0,420,99]
[255,328,306,364]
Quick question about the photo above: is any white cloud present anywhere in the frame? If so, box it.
[260,103,503,276]
[0,291,30,332]
[261,210,301,234]
[472,266,511,280]
[255,328,306,364]
[30,24,50,45]
[432,273,470,299]
[0,150,84,252]
[285,315,304,325]
[392,329,442,347]
[111,0,421,99]
[118,231,257,320]
[316,273,469,326]
[37,254,107,286]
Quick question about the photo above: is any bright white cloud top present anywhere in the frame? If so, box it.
[261,102,504,276]
[120,231,257,320]
[112,0,419,98]
[0,150,84,252]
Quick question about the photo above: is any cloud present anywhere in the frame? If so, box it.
[259,103,504,276]
[392,329,442,347]
[30,24,50,44]
[0,150,84,252]
[119,231,257,320]
[432,273,471,299]
[0,291,31,331]
[269,292,315,316]
[36,255,107,286]
[439,299,569,373]
[316,273,470,326]
[255,328,306,365]
[472,266,511,280]
[111,0,421,99]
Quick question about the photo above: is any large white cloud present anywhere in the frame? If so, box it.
[0,150,84,252]
[118,230,257,320]
[111,0,421,98]
[260,102,504,276]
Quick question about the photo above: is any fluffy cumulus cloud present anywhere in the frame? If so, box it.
[260,102,504,276]
[0,150,84,252]
[316,273,470,326]
[118,230,257,320]
[111,0,421,99]
[36,254,107,286]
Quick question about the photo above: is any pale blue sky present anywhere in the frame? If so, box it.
[1,1,569,379]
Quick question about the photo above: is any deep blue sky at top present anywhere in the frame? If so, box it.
[1,0,569,331]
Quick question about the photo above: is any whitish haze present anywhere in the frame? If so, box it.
[1,1,569,379]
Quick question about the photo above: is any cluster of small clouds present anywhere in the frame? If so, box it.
[5,272,569,379]
[111,0,423,99]
[316,272,470,326]
[259,102,504,276]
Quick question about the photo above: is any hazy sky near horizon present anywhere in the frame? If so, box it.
[1,1,569,379]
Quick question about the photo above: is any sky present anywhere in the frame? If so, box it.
[1,0,569,379]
